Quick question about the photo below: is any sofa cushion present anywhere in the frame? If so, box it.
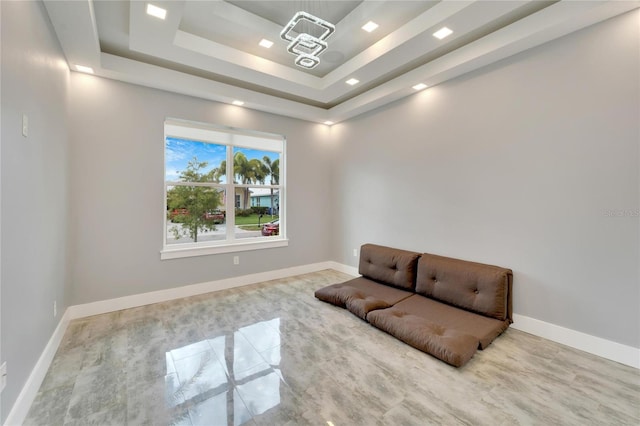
[377,295,510,350]
[314,277,414,320]
[358,244,421,290]
[416,254,513,321]
[367,307,479,367]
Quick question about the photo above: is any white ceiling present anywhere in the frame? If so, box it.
[44,0,638,124]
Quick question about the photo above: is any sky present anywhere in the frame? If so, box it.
[165,137,279,183]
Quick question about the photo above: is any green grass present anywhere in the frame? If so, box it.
[234,214,278,226]
[238,225,262,231]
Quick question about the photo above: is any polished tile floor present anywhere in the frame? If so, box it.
[25,270,640,425]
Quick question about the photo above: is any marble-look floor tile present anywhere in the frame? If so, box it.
[23,270,640,426]
[23,384,74,426]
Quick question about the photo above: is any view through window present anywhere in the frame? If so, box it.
[163,119,285,258]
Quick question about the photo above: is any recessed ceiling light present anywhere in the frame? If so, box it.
[412,83,428,91]
[324,121,334,126]
[433,27,453,40]
[232,100,245,106]
[346,78,360,86]
[259,39,274,48]
[362,21,379,33]
[146,3,167,20]
[75,65,94,74]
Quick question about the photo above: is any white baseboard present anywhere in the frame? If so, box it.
[511,314,640,369]
[67,261,337,320]
[326,261,359,277]
[7,262,639,426]
[4,310,71,426]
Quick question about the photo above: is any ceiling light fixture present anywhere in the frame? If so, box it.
[324,121,334,126]
[433,27,453,40]
[259,39,274,48]
[412,83,428,91]
[280,11,335,70]
[232,100,245,106]
[75,65,94,74]
[146,3,167,20]
[362,21,379,33]
[345,78,359,86]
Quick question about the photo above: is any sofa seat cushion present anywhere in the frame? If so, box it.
[367,307,479,367]
[372,295,510,350]
[359,244,421,290]
[314,277,414,320]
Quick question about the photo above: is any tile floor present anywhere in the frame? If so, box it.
[25,270,640,425]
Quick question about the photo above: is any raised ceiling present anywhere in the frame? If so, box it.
[44,0,638,124]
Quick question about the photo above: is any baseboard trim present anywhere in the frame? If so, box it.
[4,310,71,426]
[511,314,640,369]
[325,261,359,277]
[67,261,337,320]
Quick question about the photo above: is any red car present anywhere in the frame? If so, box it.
[261,220,279,236]
[204,210,225,224]
[169,208,189,221]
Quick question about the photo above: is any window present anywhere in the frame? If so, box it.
[162,119,286,259]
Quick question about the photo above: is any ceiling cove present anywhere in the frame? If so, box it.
[44,0,639,124]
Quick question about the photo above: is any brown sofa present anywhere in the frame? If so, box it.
[315,244,513,367]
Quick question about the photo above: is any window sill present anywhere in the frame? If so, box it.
[160,239,289,260]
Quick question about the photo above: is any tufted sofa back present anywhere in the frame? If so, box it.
[358,244,421,290]
[415,254,513,322]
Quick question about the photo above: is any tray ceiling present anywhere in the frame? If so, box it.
[44,0,639,124]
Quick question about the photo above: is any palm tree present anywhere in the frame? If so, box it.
[263,156,280,215]
[233,152,263,208]
[211,160,226,183]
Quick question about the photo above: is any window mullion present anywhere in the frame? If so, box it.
[225,144,235,241]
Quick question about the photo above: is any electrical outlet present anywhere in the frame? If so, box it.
[53,300,57,318]
[1,362,7,393]
[233,256,239,265]
[353,248,358,257]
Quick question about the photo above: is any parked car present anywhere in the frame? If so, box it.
[204,210,225,224]
[169,208,189,222]
[170,208,225,224]
[261,219,279,236]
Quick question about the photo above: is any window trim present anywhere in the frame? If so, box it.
[161,118,287,259]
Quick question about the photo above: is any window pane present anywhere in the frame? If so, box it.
[231,148,280,186]
[165,138,228,183]
[166,186,226,245]
[235,187,280,240]
[163,119,286,255]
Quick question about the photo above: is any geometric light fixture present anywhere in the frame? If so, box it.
[412,83,428,91]
[280,11,335,69]
[345,78,359,86]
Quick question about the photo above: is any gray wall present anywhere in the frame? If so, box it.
[68,74,333,304]
[331,11,640,348]
[0,1,70,420]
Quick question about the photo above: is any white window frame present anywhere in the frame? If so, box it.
[161,118,287,260]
